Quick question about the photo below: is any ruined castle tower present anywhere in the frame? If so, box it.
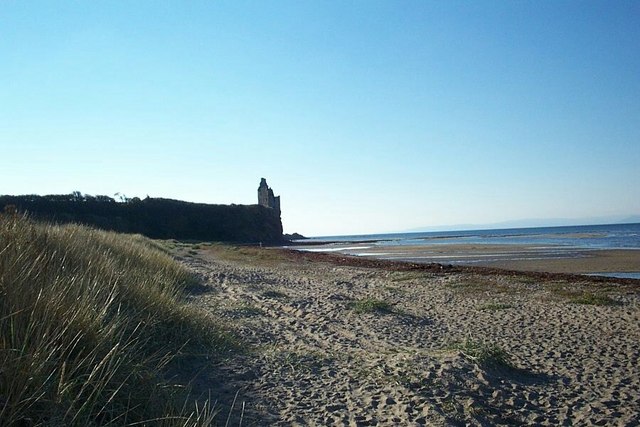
[258,178,280,215]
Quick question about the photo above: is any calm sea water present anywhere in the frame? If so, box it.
[304,223,640,250]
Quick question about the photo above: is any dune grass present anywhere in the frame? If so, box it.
[0,215,238,426]
[203,244,294,267]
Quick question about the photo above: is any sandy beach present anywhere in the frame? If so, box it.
[177,244,640,426]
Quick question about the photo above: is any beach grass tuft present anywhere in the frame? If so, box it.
[450,338,513,369]
[0,215,238,426]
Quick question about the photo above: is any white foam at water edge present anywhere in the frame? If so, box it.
[299,246,372,253]
[354,252,395,256]
[585,272,640,280]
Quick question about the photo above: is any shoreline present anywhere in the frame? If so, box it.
[288,242,640,277]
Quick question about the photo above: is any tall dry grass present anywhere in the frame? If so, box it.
[0,215,236,426]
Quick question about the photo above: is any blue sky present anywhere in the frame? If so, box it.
[1,1,639,236]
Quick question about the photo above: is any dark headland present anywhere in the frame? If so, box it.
[0,178,284,244]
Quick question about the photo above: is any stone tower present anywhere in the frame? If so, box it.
[258,178,280,215]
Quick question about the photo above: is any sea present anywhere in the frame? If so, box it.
[292,223,640,279]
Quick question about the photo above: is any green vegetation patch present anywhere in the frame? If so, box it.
[349,298,394,314]
[569,292,620,306]
[207,244,292,266]
[0,216,238,426]
[447,275,511,295]
[449,338,513,369]
[546,282,622,306]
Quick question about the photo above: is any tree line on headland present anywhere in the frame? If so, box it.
[0,193,284,244]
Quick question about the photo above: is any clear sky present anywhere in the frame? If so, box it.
[1,1,639,236]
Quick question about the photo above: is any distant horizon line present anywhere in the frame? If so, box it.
[307,217,640,239]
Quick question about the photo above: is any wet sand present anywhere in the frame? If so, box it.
[178,244,640,426]
[293,243,640,275]
[479,249,640,274]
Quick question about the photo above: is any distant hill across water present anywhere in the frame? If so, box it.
[0,193,283,244]
[406,215,640,233]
